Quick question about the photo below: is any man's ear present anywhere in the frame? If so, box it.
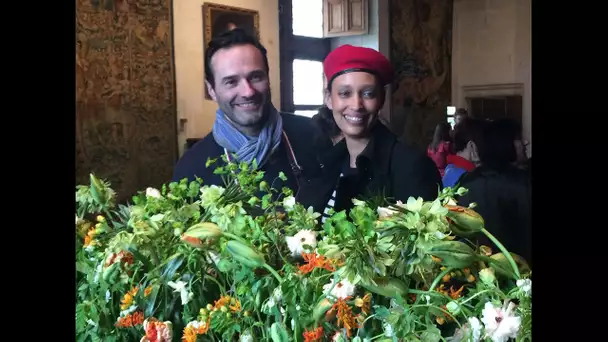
[205,81,217,102]
[324,89,332,110]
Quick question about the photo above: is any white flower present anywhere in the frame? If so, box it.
[516,278,532,297]
[285,230,318,257]
[272,287,283,302]
[167,280,194,305]
[352,198,366,206]
[332,332,346,341]
[469,317,483,341]
[405,197,424,212]
[105,290,111,303]
[239,330,254,342]
[481,301,521,342]
[377,206,399,218]
[447,198,457,206]
[323,278,356,299]
[119,305,138,317]
[206,251,221,266]
[446,317,482,342]
[146,187,161,198]
[282,196,296,211]
[383,322,394,337]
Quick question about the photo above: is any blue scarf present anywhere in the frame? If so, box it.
[212,105,283,167]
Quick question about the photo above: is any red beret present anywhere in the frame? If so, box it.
[323,44,394,87]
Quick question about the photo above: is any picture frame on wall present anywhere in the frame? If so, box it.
[202,2,261,100]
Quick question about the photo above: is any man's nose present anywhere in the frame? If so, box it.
[239,80,256,97]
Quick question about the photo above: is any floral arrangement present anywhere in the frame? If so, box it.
[76,156,532,342]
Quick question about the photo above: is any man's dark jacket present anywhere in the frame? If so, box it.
[173,113,321,205]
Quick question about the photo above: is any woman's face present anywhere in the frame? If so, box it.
[325,72,384,139]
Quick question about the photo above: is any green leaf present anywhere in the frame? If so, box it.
[161,255,185,280]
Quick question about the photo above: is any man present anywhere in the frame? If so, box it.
[173,29,319,199]
[454,108,469,126]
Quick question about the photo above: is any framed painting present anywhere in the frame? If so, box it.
[202,2,261,99]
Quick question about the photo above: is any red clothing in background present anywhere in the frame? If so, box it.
[427,141,452,177]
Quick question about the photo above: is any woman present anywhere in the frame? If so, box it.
[303,45,442,221]
[427,122,452,177]
[442,117,486,188]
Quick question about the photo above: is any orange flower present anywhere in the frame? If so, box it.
[449,285,464,299]
[144,286,153,297]
[355,293,372,315]
[435,284,449,296]
[115,311,145,328]
[182,326,197,342]
[120,287,139,310]
[182,317,211,341]
[331,297,357,337]
[213,296,232,309]
[229,298,242,312]
[181,234,204,248]
[303,326,323,342]
[298,253,341,274]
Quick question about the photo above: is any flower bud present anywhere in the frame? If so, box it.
[184,222,223,240]
[361,277,409,298]
[96,215,105,223]
[445,205,484,236]
[428,240,476,269]
[206,304,213,311]
[446,301,460,315]
[479,268,496,286]
[181,235,204,249]
[226,240,266,268]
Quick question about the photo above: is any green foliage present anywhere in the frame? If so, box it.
[75,156,532,342]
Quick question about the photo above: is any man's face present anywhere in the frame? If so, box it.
[206,44,271,135]
[454,114,466,125]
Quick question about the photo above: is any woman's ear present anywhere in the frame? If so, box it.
[324,89,333,110]
[467,141,480,162]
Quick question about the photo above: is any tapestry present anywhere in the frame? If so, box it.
[76,0,177,203]
[389,0,453,148]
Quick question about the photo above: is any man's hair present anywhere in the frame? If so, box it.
[204,28,269,87]
[455,108,468,117]
[453,117,486,153]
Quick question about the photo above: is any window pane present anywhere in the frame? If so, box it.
[294,110,318,117]
[292,0,323,38]
[447,116,455,128]
[293,59,324,106]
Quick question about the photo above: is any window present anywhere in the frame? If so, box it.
[293,59,324,106]
[279,0,331,115]
[446,106,456,128]
[292,0,323,38]
[467,96,522,122]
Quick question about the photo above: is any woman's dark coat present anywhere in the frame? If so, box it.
[298,123,443,215]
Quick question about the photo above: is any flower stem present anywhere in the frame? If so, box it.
[263,263,283,283]
[481,228,520,278]
[429,267,453,292]
[222,232,249,245]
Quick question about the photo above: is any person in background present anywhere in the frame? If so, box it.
[454,108,469,126]
[457,119,531,264]
[300,44,442,221]
[442,117,486,188]
[172,29,319,203]
[427,122,452,177]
